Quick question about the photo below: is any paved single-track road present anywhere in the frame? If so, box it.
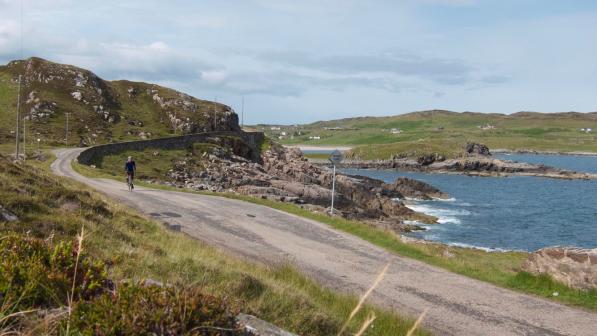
[52,148,597,336]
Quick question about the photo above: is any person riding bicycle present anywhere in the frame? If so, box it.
[125,156,136,190]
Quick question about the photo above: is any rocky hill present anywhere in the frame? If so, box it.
[0,57,239,146]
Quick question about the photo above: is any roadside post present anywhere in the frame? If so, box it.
[328,149,344,214]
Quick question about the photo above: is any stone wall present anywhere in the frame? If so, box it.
[522,247,597,290]
[77,131,265,165]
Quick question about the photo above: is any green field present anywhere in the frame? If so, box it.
[259,110,597,160]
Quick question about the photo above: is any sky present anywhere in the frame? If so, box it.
[1,0,596,124]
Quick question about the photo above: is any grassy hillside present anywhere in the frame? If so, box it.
[0,154,428,335]
[260,110,597,159]
[0,57,239,147]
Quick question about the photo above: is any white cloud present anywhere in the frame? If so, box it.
[0,21,18,49]
[148,41,170,52]
[201,70,229,84]
[1,0,597,124]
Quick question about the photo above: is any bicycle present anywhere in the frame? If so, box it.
[127,173,134,191]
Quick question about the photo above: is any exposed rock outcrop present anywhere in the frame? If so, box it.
[465,142,491,156]
[522,247,597,290]
[161,140,445,231]
[382,177,450,200]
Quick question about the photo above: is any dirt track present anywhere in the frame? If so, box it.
[52,148,597,336]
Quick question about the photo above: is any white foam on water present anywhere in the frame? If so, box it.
[438,217,461,225]
[407,204,470,217]
[434,197,456,202]
[406,202,473,226]
[446,242,522,253]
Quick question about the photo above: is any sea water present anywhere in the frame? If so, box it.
[341,159,597,251]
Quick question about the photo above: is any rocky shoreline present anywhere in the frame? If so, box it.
[492,149,597,157]
[332,157,597,180]
[143,136,452,233]
[334,143,597,180]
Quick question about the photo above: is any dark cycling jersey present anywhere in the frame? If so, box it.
[125,161,136,174]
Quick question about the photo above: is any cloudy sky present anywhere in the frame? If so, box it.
[1,0,596,124]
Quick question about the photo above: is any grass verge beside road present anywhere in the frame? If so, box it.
[73,161,597,311]
[1,154,427,335]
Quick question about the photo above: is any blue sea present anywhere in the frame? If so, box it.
[336,153,597,251]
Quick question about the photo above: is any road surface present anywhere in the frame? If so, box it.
[52,148,597,336]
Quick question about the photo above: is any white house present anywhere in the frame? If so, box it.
[390,128,401,134]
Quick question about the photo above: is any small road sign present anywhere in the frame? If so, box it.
[329,149,344,165]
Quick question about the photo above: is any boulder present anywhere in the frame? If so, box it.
[237,313,298,336]
[522,247,597,290]
[0,205,18,222]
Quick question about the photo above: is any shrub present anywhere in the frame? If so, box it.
[0,234,110,309]
[68,283,241,335]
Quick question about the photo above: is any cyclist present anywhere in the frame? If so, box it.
[125,156,136,190]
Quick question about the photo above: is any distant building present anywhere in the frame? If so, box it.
[390,128,401,134]
[270,126,281,131]
[581,128,593,133]
[280,131,287,136]
[309,136,321,140]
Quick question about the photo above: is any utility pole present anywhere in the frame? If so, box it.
[14,75,22,159]
[241,96,245,129]
[65,112,70,147]
[328,150,344,214]
[22,117,26,158]
[331,164,336,213]
[213,97,218,131]
[14,0,24,159]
